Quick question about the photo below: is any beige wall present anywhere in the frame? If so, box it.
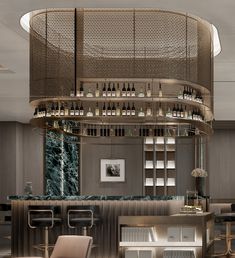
[1,121,235,200]
[80,137,143,195]
[0,122,44,202]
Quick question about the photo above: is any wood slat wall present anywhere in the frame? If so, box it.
[11,199,184,258]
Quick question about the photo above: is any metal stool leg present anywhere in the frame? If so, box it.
[211,222,235,257]
[44,226,49,258]
[82,226,87,236]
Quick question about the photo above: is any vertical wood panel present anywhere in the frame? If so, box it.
[0,122,17,202]
[176,137,195,196]
[11,199,184,258]
[208,129,235,199]
[0,123,44,202]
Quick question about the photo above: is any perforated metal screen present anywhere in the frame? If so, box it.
[30,8,213,102]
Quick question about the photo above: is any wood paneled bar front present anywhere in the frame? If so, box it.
[9,196,184,258]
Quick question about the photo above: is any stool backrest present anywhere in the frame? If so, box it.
[50,235,93,258]
[67,205,100,216]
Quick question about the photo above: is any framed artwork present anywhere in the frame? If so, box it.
[100,159,125,182]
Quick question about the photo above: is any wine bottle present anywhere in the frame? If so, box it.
[76,86,80,97]
[116,102,121,116]
[111,83,116,97]
[159,83,163,97]
[127,103,131,116]
[33,107,38,118]
[112,103,116,116]
[70,88,75,97]
[116,83,121,97]
[126,83,131,97]
[146,103,152,116]
[122,103,126,116]
[102,83,107,97]
[55,103,59,116]
[107,102,111,116]
[60,103,65,116]
[176,104,180,117]
[138,107,145,117]
[42,106,46,117]
[122,83,126,97]
[184,105,188,119]
[192,89,196,100]
[131,103,136,116]
[95,83,100,97]
[172,104,177,117]
[86,107,93,117]
[166,106,172,118]
[102,103,106,116]
[147,83,151,97]
[64,104,69,116]
[86,88,93,97]
[70,103,75,116]
[192,109,195,120]
[79,103,84,116]
[131,83,135,97]
[95,102,100,116]
[186,87,190,100]
[79,82,84,97]
[180,104,184,118]
[51,103,55,116]
[178,87,183,99]
[188,109,192,119]
[183,86,187,99]
[107,83,111,97]
[75,103,79,116]
[158,103,163,117]
[188,87,192,100]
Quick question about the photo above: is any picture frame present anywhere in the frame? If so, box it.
[100,159,125,182]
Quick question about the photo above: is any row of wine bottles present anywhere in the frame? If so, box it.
[53,123,196,137]
[71,82,203,102]
[71,82,157,98]
[34,102,204,121]
[178,86,203,103]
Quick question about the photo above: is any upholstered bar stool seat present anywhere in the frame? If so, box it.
[28,205,62,258]
[67,205,101,236]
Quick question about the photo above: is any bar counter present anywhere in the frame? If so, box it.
[9,195,184,258]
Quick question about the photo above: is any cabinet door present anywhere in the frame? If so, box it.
[182,227,195,242]
[167,227,181,242]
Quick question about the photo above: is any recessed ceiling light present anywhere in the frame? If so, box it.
[20,10,221,56]
[212,24,221,56]
[20,12,30,33]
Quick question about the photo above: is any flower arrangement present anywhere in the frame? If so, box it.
[191,168,208,177]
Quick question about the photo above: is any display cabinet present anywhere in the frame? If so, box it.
[144,137,176,196]
[118,213,214,258]
[30,79,213,137]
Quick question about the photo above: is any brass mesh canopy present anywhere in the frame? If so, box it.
[29,8,214,137]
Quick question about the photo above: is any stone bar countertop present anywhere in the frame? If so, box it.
[8,195,184,201]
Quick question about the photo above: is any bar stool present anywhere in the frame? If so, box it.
[28,205,62,258]
[67,205,101,236]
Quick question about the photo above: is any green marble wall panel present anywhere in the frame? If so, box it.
[45,130,79,196]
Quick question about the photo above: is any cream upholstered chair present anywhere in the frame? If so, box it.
[15,235,93,258]
[51,235,93,258]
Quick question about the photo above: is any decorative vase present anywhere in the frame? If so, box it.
[24,182,33,195]
[195,177,205,196]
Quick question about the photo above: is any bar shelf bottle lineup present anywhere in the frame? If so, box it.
[33,81,209,122]
[71,81,204,102]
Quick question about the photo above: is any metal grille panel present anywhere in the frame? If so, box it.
[30,8,213,101]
